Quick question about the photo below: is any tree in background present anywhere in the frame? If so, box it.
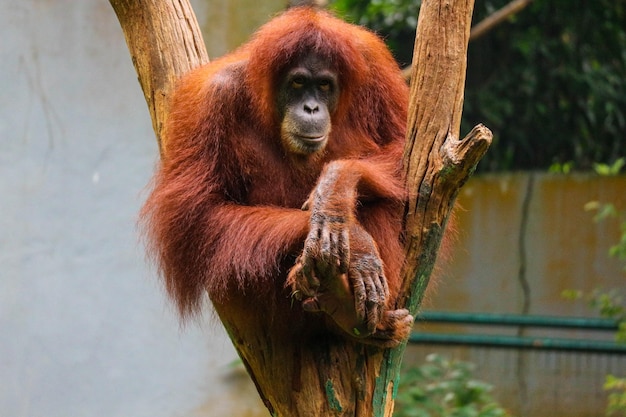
[332,0,626,172]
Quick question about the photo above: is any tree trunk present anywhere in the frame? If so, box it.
[110,0,208,153]
[110,0,492,415]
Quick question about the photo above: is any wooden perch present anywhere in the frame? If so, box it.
[373,2,492,414]
[401,0,491,313]
[110,0,491,415]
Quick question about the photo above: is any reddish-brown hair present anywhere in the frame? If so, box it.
[141,7,409,319]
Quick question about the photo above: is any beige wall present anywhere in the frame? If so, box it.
[192,0,286,58]
[426,173,626,316]
[406,173,626,417]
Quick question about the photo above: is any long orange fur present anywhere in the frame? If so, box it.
[140,8,410,331]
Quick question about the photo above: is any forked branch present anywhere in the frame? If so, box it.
[110,1,492,416]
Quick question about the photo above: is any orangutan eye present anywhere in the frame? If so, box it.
[318,80,331,92]
[291,78,305,89]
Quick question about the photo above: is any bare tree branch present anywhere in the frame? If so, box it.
[375,0,492,414]
[402,0,532,80]
[110,0,208,153]
[470,0,532,40]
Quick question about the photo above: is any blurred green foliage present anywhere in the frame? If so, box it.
[395,354,513,417]
[330,0,626,172]
[605,374,626,417]
[562,158,626,416]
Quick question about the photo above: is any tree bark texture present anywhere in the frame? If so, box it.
[375,1,492,414]
[110,0,208,153]
[110,0,491,415]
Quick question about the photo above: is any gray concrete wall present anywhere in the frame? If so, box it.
[0,1,273,416]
